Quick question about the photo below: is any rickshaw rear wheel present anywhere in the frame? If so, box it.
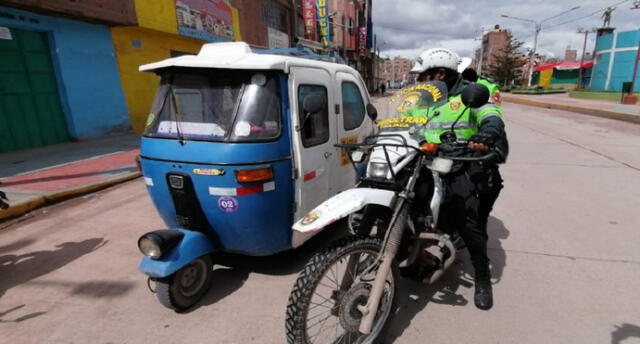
[155,255,213,312]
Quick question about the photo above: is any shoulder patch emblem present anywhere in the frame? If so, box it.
[492,91,502,105]
[450,100,461,111]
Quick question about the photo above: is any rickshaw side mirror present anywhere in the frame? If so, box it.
[366,103,378,121]
[297,94,326,131]
[302,94,325,114]
[461,82,490,108]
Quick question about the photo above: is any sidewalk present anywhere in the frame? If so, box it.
[503,92,640,124]
[0,133,141,221]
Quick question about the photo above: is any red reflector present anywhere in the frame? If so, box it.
[303,171,316,182]
[421,143,439,153]
[236,184,264,196]
[235,167,273,183]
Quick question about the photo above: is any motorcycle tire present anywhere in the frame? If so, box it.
[285,236,397,344]
[155,254,213,312]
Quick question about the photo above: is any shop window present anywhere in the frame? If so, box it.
[262,0,288,32]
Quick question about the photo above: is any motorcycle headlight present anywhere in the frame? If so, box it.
[369,162,389,178]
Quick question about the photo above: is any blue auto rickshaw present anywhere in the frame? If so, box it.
[136,42,378,310]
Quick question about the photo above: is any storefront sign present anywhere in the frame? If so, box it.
[302,0,316,38]
[316,0,330,46]
[176,0,234,42]
[268,27,289,49]
[359,27,367,56]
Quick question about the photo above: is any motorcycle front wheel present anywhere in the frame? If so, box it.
[286,236,396,344]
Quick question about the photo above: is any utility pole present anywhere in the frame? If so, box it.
[576,28,595,88]
[502,6,580,88]
[475,27,486,75]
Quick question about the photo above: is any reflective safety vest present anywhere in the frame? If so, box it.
[407,94,504,144]
[477,78,502,106]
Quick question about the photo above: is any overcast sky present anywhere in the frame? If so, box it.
[372,0,640,61]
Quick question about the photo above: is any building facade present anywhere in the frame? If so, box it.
[381,58,413,88]
[591,28,640,92]
[0,3,133,152]
[0,0,375,153]
[473,26,508,75]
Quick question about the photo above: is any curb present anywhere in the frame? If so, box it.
[0,172,141,222]
[502,96,640,125]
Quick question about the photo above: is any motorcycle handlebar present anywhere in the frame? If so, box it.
[335,139,498,162]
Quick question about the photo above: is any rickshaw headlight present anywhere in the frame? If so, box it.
[369,162,389,179]
[137,230,184,260]
[139,237,162,259]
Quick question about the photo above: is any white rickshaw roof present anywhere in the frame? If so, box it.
[139,42,357,75]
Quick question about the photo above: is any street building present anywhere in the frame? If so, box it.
[381,58,413,88]
[0,0,375,153]
[473,25,509,76]
[0,1,134,152]
[591,28,640,92]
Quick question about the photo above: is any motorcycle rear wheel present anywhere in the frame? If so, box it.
[285,236,396,344]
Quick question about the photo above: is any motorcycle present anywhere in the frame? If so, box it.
[284,81,496,343]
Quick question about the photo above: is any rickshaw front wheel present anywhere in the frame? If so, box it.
[155,255,213,311]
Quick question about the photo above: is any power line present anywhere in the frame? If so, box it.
[543,0,631,29]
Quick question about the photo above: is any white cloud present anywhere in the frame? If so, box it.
[373,0,640,60]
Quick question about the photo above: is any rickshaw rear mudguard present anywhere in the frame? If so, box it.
[293,188,395,233]
[138,228,216,278]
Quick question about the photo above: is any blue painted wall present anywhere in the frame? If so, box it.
[591,53,609,91]
[592,29,640,92]
[0,6,130,139]
[595,34,614,51]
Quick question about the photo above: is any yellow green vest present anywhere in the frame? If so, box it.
[405,95,503,143]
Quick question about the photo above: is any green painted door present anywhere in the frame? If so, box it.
[0,27,69,153]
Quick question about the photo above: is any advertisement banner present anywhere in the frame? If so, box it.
[302,0,316,38]
[176,0,234,42]
[359,27,367,56]
[316,0,330,46]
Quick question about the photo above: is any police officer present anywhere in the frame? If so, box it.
[460,65,502,107]
[409,48,508,310]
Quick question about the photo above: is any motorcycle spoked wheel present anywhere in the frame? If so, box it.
[286,236,397,344]
[155,255,213,312]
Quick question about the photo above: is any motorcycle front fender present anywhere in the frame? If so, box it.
[138,228,216,278]
[293,188,395,234]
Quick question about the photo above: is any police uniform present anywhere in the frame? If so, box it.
[411,76,507,295]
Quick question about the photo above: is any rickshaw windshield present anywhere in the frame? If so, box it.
[378,81,449,133]
[144,69,282,142]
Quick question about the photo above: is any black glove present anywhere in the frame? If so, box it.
[468,132,497,147]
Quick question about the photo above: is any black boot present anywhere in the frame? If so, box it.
[474,278,493,310]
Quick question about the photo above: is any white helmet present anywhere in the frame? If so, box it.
[410,48,462,74]
[457,57,473,73]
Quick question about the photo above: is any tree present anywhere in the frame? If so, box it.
[486,32,525,88]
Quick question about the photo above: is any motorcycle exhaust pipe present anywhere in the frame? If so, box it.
[419,233,456,284]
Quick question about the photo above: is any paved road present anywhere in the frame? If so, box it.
[2,100,640,344]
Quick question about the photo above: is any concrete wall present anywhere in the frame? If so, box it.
[0,0,136,25]
[0,6,131,139]
[592,29,640,92]
[134,0,179,34]
[111,27,204,132]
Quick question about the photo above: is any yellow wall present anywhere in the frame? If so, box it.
[111,27,204,132]
[134,0,179,34]
[539,69,553,89]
